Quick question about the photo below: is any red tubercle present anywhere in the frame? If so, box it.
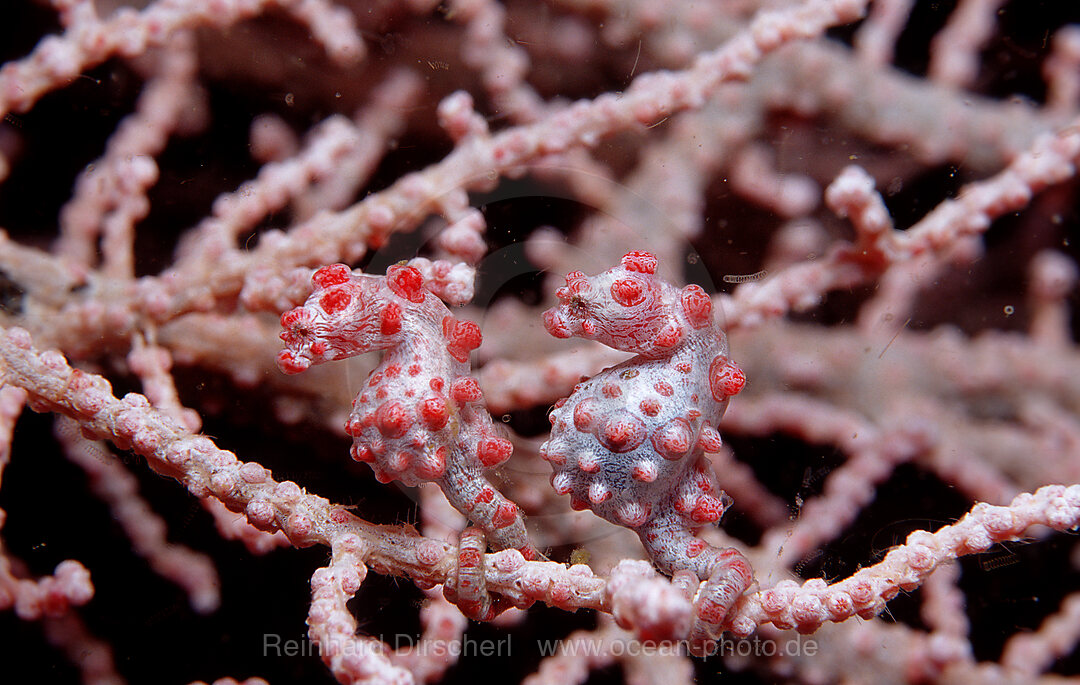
[651,417,693,460]
[418,396,449,430]
[550,472,573,495]
[312,263,351,289]
[709,356,746,400]
[616,501,650,527]
[540,446,566,466]
[588,482,612,504]
[597,411,647,453]
[457,320,482,350]
[655,321,684,348]
[276,349,310,375]
[681,284,713,328]
[318,288,352,315]
[370,466,392,486]
[573,398,599,432]
[280,307,306,329]
[477,437,512,467]
[690,494,725,524]
[631,461,658,482]
[444,317,482,362]
[565,271,588,292]
[611,277,645,306]
[543,309,571,338]
[620,250,658,274]
[387,264,426,303]
[344,415,363,437]
[492,502,518,529]
[578,453,601,473]
[601,382,622,398]
[375,400,413,438]
[350,443,374,463]
[380,302,402,335]
[450,377,483,405]
[698,425,723,452]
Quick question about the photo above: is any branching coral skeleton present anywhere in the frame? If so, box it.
[0,0,1079,684]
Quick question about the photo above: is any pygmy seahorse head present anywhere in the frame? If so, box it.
[277,263,427,374]
[542,250,711,358]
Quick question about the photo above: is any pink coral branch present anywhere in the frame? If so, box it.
[54,417,221,613]
[56,0,871,338]
[723,119,1080,329]
[0,0,359,116]
[308,533,413,685]
[727,484,1080,636]
[0,385,95,621]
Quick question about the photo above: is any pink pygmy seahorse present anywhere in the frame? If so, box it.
[278,263,541,566]
[541,251,751,653]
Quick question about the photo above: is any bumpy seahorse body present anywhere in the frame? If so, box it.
[541,251,752,651]
[278,264,540,561]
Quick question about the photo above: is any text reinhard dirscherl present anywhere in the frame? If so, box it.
[262,633,818,659]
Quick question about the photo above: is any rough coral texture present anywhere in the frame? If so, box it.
[279,263,538,560]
